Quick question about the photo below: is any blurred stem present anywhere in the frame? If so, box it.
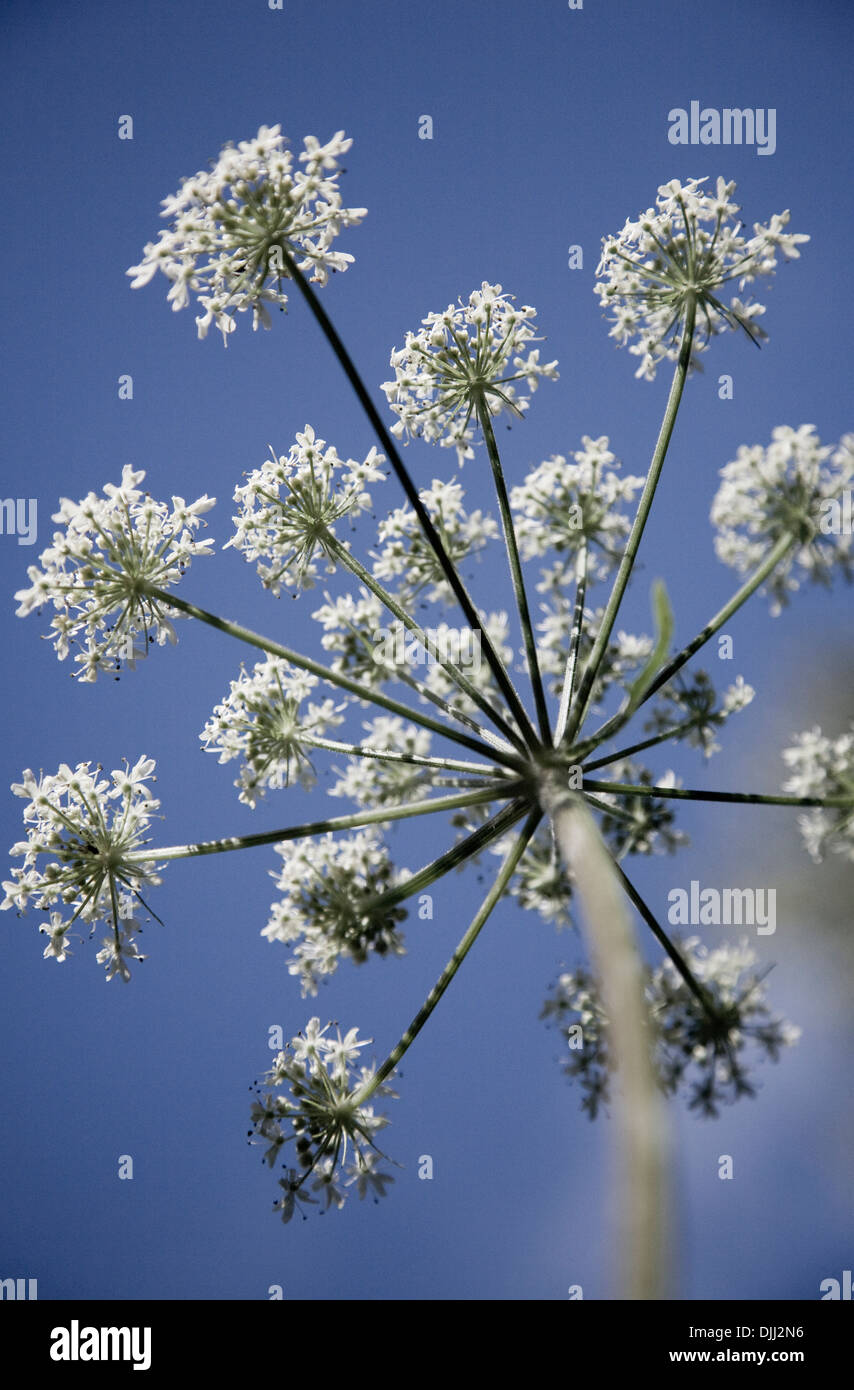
[539,771,669,1301]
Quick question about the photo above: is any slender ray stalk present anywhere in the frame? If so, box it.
[130,781,527,864]
[278,246,540,749]
[354,809,542,1101]
[583,779,853,809]
[144,583,525,769]
[563,300,697,745]
[477,397,551,742]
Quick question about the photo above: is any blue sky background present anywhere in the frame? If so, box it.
[1,0,852,1300]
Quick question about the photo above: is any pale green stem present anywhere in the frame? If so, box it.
[143,583,524,770]
[324,531,527,754]
[563,298,697,746]
[477,396,551,743]
[353,809,542,1102]
[579,532,796,758]
[582,779,852,809]
[128,781,526,864]
[538,774,669,1301]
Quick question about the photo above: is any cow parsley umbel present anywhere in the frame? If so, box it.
[2,758,162,981]
[595,176,808,380]
[12,134,851,1301]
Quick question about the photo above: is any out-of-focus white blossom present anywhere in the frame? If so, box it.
[782,724,854,863]
[711,426,854,611]
[542,937,801,1117]
[262,831,410,995]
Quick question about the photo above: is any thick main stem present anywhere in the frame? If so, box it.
[539,772,669,1300]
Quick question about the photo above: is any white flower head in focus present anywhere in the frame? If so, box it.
[226,425,385,594]
[127,127,366,343]
[14,467,215,681]
[248,1019,397,1221]
[200,656,345,807]
[2,758,162,980]
[381,283,558,464]
[595,177,809,380]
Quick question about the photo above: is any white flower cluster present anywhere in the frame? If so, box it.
[711,426,854,610]
[542,938,801,1118]
[311,588,390,689]
[200,657,344,807]
[226,425,386,593]
[262,831,409,995]
[1,758,162,981]
[329,717,433,808]
[490,823,574,928]
[14,466,215,681]
[595,177,809,380]
[381,282,558,464]
[372,477,498,606]
[643,672,755,759]
[127,127,366,343]
[249,1018,395,1221]
[509,436,645,581]
[782,724,854,863]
